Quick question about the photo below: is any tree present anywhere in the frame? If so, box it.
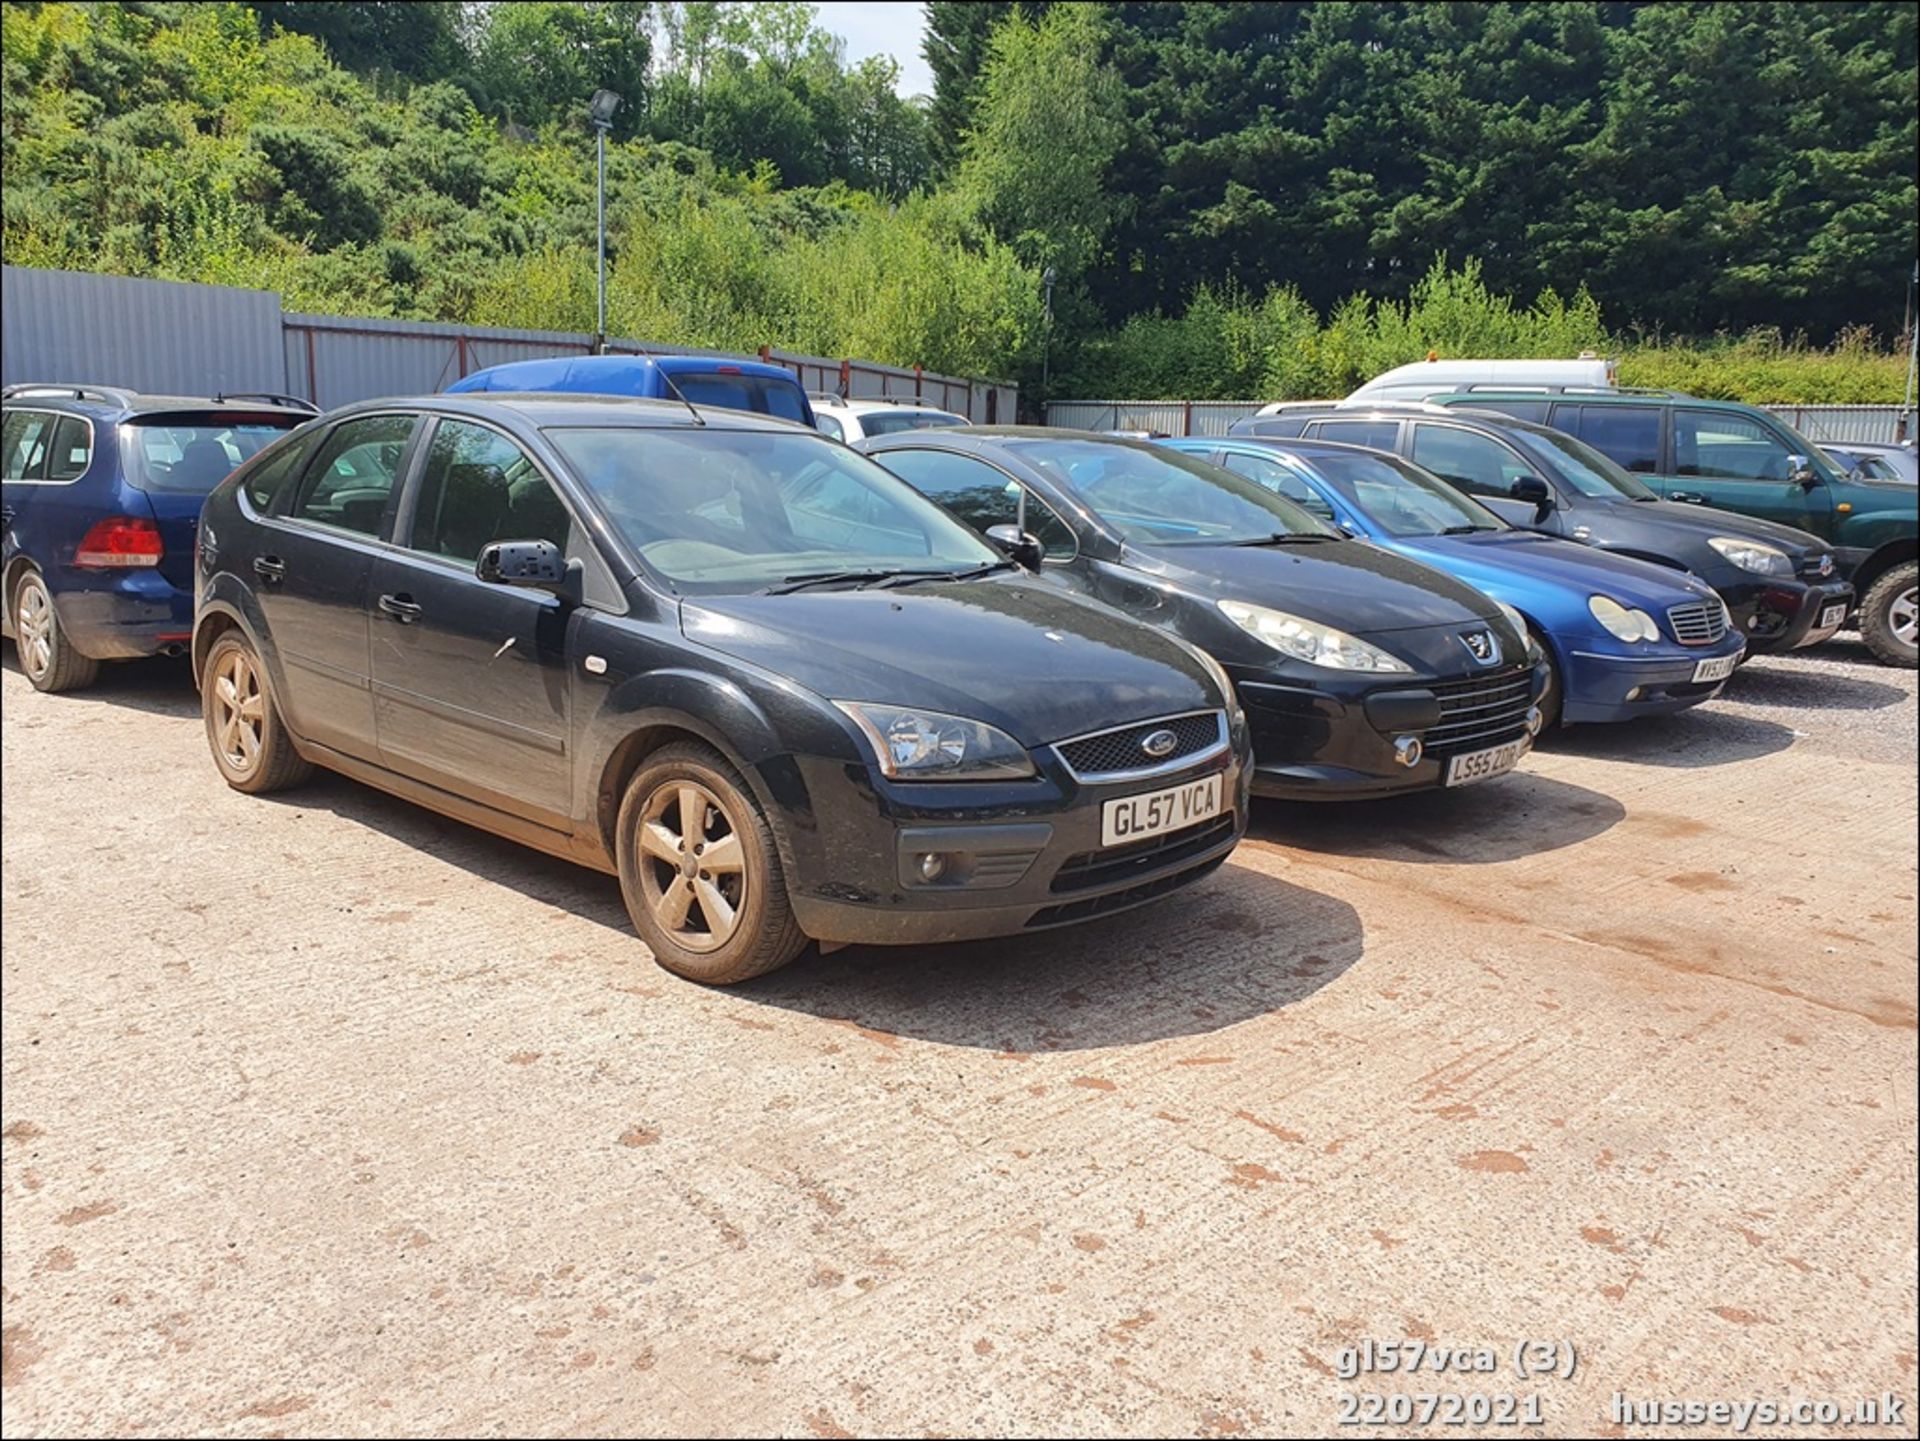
[956,5,1124,277]
[466,1,652,136]
[246,2,465,81]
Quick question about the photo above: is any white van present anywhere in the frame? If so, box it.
[1336,355,1616,406]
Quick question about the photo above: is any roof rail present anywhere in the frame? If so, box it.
[214,391,322,414]
[2,382,138,406]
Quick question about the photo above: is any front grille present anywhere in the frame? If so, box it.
[1025,853,1230,928]
[1054,710,1226,780]
[1050,814,1237,894]
[1425,667,1534,758]
[1798,552,1835,580]
[1667,599,1729,646]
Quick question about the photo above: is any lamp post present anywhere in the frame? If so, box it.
[1041,265,1057,401]
[588,89,622,353]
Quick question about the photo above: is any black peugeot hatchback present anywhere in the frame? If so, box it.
[860,429,1548,800]
[1234,406,1856,656]
[192,395,1250,983]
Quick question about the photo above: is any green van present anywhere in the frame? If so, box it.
[1428,390,1917,667]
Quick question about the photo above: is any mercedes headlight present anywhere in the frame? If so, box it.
[835,702,1035,780]
[1218,599,1413,672]
[1588,594,1661,643]
[1707,537,1792,576]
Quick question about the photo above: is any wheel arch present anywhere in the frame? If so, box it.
[1851,539,1918,601]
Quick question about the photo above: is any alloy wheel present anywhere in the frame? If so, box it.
[1890,584,1918,649]
[635,780,748,953]
[210,646,267,776]
[16,575,53,681]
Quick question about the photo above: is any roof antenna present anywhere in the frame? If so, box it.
[622,344,706,427]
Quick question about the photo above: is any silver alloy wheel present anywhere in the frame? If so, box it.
[1890,584,1918,648]
[636,780,747,953]
[210,646,267,776]
[15,574,54,681]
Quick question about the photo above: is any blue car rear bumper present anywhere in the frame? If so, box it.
[51,571,194,659]
[1559,639,1746,724]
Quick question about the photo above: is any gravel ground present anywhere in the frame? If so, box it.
[2,637,1914,1438]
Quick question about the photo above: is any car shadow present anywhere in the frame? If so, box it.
[738,864,1363,1052]
[1,648,199,719]
[1545,705,1798,769]
[1725,651,1911,712]
[257,772,637,935]
[1248,769,1623,863]
[265,770,1363,1050]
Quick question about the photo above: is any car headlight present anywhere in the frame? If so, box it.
[1588,594,1662,643]
[1707,536,1792,576]
[1218,599,1413,672]
[835,702,1035,780]
[1493,599,1528,642]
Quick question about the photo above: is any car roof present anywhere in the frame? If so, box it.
[325,391,815,433]
[1430,388,1730,407]
[2,384,317,421]
[447,353,802,394]
[1239,403,1578,441]
[812,394,963,415]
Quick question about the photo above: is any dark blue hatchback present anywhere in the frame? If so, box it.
[2,384,314,691]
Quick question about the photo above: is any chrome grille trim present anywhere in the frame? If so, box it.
[1052,709,1230,783]
[1667,600,1729,646]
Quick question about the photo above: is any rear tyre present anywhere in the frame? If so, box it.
[1859,561,1917,669]
[616,741,808,985]
[201,632,313,793]
[12,569,99,693]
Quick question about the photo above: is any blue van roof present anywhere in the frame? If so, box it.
[445,353,800,395]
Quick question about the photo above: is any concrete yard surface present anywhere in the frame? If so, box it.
[2,639,1915,1438]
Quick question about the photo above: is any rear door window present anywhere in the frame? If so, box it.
[1306,419,1401,451]
[288,415,417,537]
[1567,405,1663,473]
[1410,424,1533,499]
[2,411,55,481]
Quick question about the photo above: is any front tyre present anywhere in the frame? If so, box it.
[12,569,99,693]
[1527,626,1562,730]
[201,632,313,793]
[1860,561,1917,669]
[616,741,808,984]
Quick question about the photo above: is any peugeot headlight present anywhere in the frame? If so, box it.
[1707,537,1792,576]
[1588,594,1661,643]
[835,702,1035,780]
[1493,600,1528,643]
[1218,599,1413,673]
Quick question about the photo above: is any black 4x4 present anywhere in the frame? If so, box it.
[194,394,1249,984]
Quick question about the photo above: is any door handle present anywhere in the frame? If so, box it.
[1670,492,1709,504]
[377,592,423,623]
[253,555,286,582]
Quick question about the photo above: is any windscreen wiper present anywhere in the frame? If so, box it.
[1440,524,1497,534]
[1229,532,1341,546]
[872,560,1019,588]
[766,567,960,595]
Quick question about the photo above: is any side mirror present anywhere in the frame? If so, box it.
[1509,475,1555,519]
[477,538,567,589]
[984,523,1044,569]
[1787,454,1817,487]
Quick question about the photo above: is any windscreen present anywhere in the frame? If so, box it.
[547,426,1000,592]
[1302,449,1508,537]
[1006,439,1336,545]
[669,372,811,423]
[120,416,303,493]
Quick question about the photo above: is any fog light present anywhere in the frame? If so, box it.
[917,852,947,882]
[1393,735,1423,768]
[1525,706,1544,737]
[1625,686,1643,702]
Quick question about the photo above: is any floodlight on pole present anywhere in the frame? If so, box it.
[589,90,622,352]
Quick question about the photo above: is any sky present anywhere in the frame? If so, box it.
[813,2,935,99]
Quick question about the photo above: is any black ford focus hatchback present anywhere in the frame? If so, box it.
[861,429,1547,801]
[193,395,1249,983]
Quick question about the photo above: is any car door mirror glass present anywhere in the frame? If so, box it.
[477,538,567,588]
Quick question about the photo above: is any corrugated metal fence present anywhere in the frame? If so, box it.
[1045,398,1911,443]
[2,266,1016,422]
